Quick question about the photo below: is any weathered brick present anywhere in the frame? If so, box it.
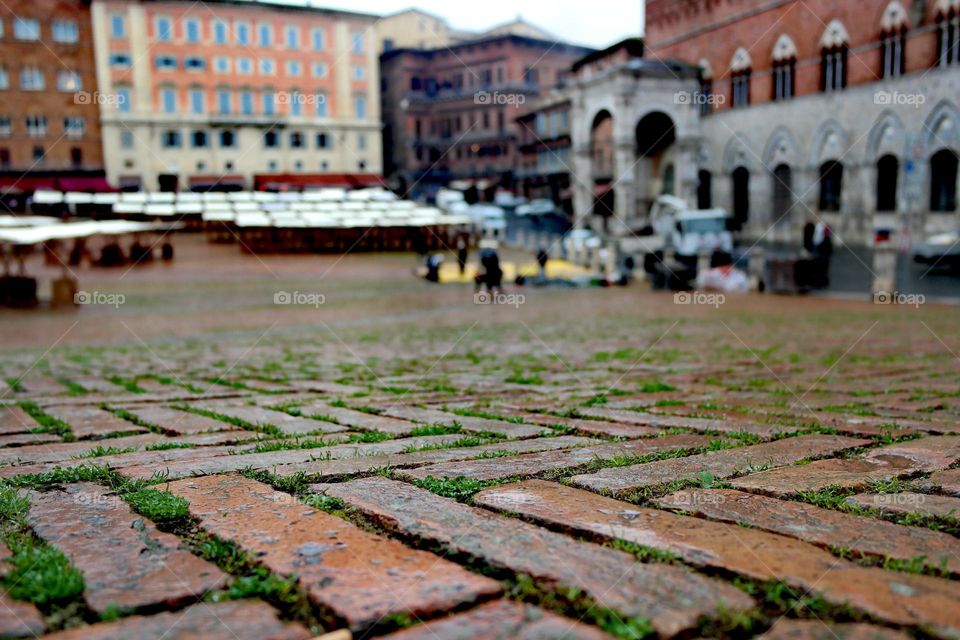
[166,475,500,630]
[295,401,417,434]
[926,468,960,496]
[578,407,790,438]
[286,435,598,480]
[518,412,663,438]
[324,477,754,638]
[0,432,61,448]
[474,480,960,635]
[27,483,227,612]
[571,435,867,494]
[655,489,960,574]
[118,405,241,435]
[40,405,148,439]
[378,406,547,438]
[846,492,960,520]
[733,436,960,495]
[187,404,348,435]
[402,434,716,482]
[0,404,37,435]
[758,619,913,640]
[0,433,162,466]
[379,600,615,639]
[40,600,309,640]
[116,434,467,480]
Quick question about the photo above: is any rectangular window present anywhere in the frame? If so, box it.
[161,88,177,113]
[731,71,751,108]
[237,57,253,74]
[351,31,363,53]
[64,117,85,139]
[214,56,230,73]
[111,14,125,38]
[190,89,204,114]
[258,22,271,47]
[312,28,325,50]
[52,21,79,43]
[110,53,132,68]
[354,95,366,118]
[316,132,329,148]
[116,87,131,112]
[312,62,327,78]
[290,97,302,117]
[0,67,9,90]
[286,60,301,76]
[20,67,44,91]
[357,133,366,150]
[353,65,364,80]
[217,90,231,114]
[120,130,134,148]
[155,55,177,71]
[315,92,327,117]
[262,91,275,115]
[821,47,848,92]
[235,22,249,45]
[185,57,206,71]
[258,58,274,75]
[213,19,227,44]
[14,18,40,40]
[286,25,298,48]
[0,117,12,137]
[185,18,200,43]
[57,70,81,92]
[241,91,253,115]
[26,115,47,136]
[161,130,181,148]
[155,16,172,41]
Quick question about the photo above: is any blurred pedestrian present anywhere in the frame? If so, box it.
[456,236,469,276]
[536,246,549,280]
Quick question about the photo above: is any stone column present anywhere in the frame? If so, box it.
[613,137,636,232]
[571,143,592,230]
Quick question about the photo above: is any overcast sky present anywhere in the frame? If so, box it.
[307,0,644,48]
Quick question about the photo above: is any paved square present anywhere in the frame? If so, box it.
[0,240,958,639]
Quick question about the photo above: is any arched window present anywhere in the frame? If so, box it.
[772,164,793,222]
[819,161,844,211]
[930,149,958,211]
[820,21,849,92]
[772,35,797,101]
[880,2,908,77]
[936,3,959,67]
[876,155,899,211]
[697,170,712,209]
[732,167,750,226]
[729,48,752,108]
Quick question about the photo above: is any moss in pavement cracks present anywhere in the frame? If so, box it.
[18,401,74,440]
[0,484,86,620]
[124,489,190,522]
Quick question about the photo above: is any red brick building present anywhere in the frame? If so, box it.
[645,0,955,112]
[379,34,592,196]
[0,0,105,197]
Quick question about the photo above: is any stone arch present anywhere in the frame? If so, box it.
[809,119,851,165]
[722,134,755,173]
[820,19,851,48]
[730,47,752,73]
[922,100,960,154]
[880,1,910,30]
[772,34,798,61]
[762,126,801,169]
[865,111,906,162]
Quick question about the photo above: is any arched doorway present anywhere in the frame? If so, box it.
[697,170,712,209]
[930,149,958,212]
[819,161,844,211]
[590,110,615,228]
[732,167,750,228]
[772,164,793,224]
[635,111,677,214]
[876,155,898,212]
